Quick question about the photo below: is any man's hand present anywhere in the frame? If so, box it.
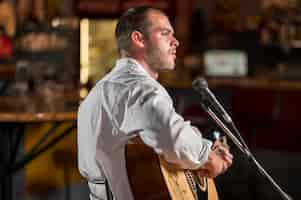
[212,140,233,168]
[197,140,233,178]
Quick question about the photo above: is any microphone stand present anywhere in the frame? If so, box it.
[200,103,293,200]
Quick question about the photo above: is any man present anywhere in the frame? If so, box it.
[77,6,232,200]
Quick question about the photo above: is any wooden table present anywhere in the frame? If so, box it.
[0,95,78,200]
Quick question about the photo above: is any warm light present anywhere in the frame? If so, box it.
[80,87,88,98]
[81,67,89,85]
[80,19,89,84]
[51,18,60,27]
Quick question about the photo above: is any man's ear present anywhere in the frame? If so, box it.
[131,31,145,48]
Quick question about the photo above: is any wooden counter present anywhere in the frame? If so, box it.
[207,77,301,91]
[0,111,76,122]
[161,77,301,91]
[0,93,79,122]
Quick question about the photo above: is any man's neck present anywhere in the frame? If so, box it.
[134,58,159,80]
[120,54,158,80]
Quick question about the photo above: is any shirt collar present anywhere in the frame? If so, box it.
[116,57,151,78]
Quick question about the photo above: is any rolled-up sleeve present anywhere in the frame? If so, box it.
[120,84,212,170]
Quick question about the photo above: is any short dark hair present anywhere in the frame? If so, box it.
[115,6,160,52]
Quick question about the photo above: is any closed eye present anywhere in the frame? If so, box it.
[160,28,173,36]
[161,30,170,35]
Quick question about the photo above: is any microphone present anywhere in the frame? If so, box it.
[192,77,232,123]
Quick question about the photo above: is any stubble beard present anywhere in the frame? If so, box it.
[145,43,175,72]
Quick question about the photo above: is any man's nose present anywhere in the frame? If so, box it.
[172,37,179,47]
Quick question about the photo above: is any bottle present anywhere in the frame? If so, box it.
[0,26,13,61]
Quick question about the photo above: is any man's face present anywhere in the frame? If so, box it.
[143,11,179,72]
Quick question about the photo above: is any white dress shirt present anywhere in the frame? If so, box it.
[77,58,212,200]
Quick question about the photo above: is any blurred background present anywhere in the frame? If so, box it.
[0,0,301,199]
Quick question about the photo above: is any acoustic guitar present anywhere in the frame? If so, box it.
[125,137,219,200]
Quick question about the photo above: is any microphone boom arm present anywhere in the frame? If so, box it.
[200,103,248,155]
[201,103,293,200]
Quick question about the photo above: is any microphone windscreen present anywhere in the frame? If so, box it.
[192,77,208,91]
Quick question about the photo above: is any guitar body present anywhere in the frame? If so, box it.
[125,141,219,200]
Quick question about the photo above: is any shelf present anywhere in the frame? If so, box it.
[290,40,301,48]
[0,64,15,80]
[77,0,173,18]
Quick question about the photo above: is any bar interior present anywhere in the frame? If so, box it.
[0,0,300,199]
